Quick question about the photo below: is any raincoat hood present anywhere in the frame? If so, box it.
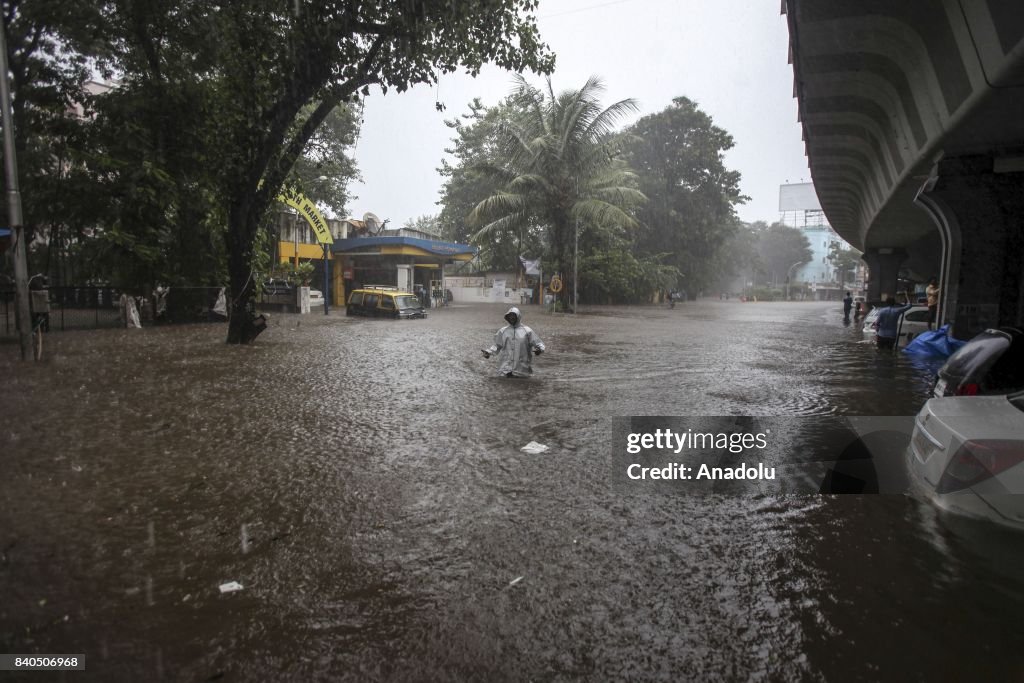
[504,306,522,326]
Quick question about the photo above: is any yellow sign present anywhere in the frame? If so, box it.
[277,188,333,245]
[549,275,563,293]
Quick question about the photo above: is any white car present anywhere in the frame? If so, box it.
[309,288,324,306]
[862,304,931,348]
[909,391,1024,527]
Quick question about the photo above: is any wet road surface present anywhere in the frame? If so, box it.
[3,301,1024,681]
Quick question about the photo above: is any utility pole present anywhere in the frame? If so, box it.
[573,175,579,314]
[0,21,31,359]
[322,242,330,315]
[573,214,578,314]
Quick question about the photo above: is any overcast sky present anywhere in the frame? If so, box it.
[344,0,812,228]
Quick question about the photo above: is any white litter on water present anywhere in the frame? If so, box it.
[219,581,244,594]
[520,441,548,454]
[509,576,524,587]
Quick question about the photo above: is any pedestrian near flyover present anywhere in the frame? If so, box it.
[843,291,853,323]
[482,306,545,377]
[28,274,50,332]
[873,294,913,349]
[926,277,940,329]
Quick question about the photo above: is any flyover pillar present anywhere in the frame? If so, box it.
[916,155,1024,339]
[862,248,907,304]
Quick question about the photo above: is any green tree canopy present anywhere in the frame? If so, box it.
[288,100,363,217]
[828,242,862,285]
[437,97,544,271]
[622,96,747,297]
[757,223,812,285]
[0,1,110,283]
[469,75,645,305]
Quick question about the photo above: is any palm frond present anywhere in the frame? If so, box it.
[469,191,527,226]
[471,211,530,243]
[572,198,641,231]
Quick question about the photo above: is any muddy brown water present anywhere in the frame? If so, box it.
[2,301,1023,681]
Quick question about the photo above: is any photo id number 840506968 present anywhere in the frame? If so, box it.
[0,655,85,671]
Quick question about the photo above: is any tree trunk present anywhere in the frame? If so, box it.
[225,200,266,344]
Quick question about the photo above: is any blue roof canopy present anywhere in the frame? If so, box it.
[332,235,477,257]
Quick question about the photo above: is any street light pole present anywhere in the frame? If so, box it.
[316,175,330,315]
[0,21,31,359]
[573,214,578,314]
[322,243,329,315]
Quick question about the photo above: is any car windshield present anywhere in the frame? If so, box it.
[395,295,422,310]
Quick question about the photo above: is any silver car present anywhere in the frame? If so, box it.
[909,391,1024,527]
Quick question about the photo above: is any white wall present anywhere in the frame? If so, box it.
[445,273,531,304]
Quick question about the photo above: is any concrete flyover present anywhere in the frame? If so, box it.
[784,0,1024,337]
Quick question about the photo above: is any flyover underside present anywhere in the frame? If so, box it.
[787,0,1024,335]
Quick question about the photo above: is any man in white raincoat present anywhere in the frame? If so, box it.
[482,306,545,377]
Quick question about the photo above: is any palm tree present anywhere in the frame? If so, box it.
[469,75,645,307]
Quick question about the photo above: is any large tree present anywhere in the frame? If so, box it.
[622,96,747,298]
[469,75,645,306]
[828,242,862,287]
[0,0,109,282]
[437,97,543,271]
[710,218,761,292]
[101,0,553,343]
[757,222,812,286]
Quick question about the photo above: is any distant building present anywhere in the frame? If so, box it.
[779,183,859,300]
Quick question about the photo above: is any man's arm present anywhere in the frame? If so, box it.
[529,329,545,355]
[483,329,505,357]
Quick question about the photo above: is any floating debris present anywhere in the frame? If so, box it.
[520,441,548,454]
[219,581,244,594]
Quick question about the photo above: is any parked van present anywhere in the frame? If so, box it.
[346,286,428,319]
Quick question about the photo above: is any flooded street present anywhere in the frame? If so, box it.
[3,300,1024,681]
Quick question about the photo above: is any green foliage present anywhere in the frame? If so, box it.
[757,223,813,285]
[579,248,679,304]
[710,220,762,291]
[278,262,316,287]
[287,101,363,216]
[0,1,109,284]
[622,97,747,298]
[441,87,752,303]
[828,242,862,283]
[469,76,645,301]
[437,98,543,271]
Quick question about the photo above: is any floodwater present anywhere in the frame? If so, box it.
[2,301,1024,681]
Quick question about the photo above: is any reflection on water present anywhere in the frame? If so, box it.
[2,301,1023,681]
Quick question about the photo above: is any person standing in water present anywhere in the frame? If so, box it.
[482,306,545,377]
[926,277,940,329]
[874,294,913,349]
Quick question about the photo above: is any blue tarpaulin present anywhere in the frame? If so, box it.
[903,324,967,358]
